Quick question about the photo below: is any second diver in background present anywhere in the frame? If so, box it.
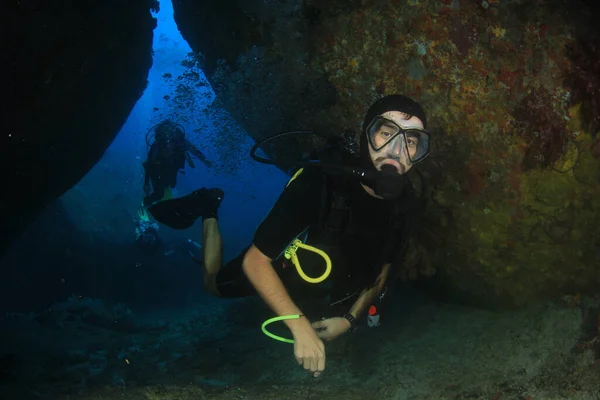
[142,120,213,206]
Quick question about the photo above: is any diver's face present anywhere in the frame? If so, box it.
[367,111,425,175]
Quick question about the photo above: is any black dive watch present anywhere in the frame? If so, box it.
[343,313,358,332]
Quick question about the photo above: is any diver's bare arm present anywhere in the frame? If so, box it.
[347,263,391,319]
[243,245,307,330]
[202,218,222,275]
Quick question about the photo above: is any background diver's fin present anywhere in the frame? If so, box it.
[147,196,200,229]
[146,188,224,230]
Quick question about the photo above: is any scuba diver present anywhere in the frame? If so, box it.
[144,95,430,378]
[142,120,212,206]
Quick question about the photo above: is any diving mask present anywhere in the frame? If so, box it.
[366,116,430,163]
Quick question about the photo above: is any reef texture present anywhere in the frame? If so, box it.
[173,0,600,308]
[1,0,157,254]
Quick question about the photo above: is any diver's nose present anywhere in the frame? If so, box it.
[391,135,402,156]
[391,135,411,165]
[391,135,405,156]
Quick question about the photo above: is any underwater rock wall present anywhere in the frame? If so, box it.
[174,0,600,308]
[1,0,157,254]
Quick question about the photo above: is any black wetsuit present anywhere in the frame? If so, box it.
[215,167,415,319]
[144,139,210,205]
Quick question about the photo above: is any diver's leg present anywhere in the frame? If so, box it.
[204,248,256,298]
[144,191,164,206]
[167,168,178,188]
[144,177,166,205]
[201,217,222,296]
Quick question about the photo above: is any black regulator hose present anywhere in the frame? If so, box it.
[250,130,377,179]
[250,130,315,165]
[250,130,409,199]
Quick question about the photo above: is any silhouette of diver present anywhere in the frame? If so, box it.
[142,120,212,206]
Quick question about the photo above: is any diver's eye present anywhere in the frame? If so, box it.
[377,125,398,138]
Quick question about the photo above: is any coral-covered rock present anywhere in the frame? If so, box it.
[174,0,600,308]
[566,39,600,136]
[512,88,571,169]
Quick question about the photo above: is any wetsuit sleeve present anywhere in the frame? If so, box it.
[185,140,212,168]
[253,168,323,260]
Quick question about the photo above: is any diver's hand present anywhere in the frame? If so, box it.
[143,184,150,196]
[289,318,326,377]
[312,317,351,341]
